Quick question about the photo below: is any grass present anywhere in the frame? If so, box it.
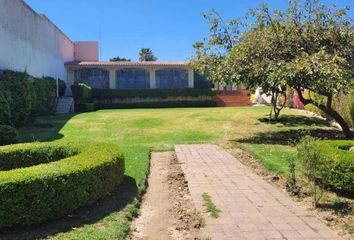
[3,106,331,239]
[202,192,221,218]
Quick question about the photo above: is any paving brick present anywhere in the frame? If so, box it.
[175,144,342,240]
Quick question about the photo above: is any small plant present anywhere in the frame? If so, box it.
[286,156,301,196]
[202,193,221,218]
[297,136,329,208]
[197,215,206,228]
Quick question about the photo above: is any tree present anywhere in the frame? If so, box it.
[245,0,354,138]
[193,1,354,138]
[110,56,131,62]
[139,48,157,61]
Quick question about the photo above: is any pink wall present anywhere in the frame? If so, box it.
[292,91,304,109]
[74,42,99,61]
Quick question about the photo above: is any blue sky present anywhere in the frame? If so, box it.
[25,0,353,62]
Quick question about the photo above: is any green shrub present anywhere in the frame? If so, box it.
[71,83,92,102]
[297,138,354,195]
[58,79,66,97]
[0,125,18,146]
[75,103,96,112]
[0,89,12,125]
[95,100,217,109]
[92,88,217,100]
[33,77,57,114]
[0,142,125,228]
[0,71,35,127]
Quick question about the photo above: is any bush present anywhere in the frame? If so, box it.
[71,83,92,102]
[95,100,217,109]
[0,71,35,126]
[92,88,218,100]
[75,103,96,113]
[58,79,66,97]
[0,125,18,146]
[297,137,354,195]
[0,142,125,228]
[0,89,12,125]
[33,77,57,114]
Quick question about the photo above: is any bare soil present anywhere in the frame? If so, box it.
[228,148,354,240]
[128,152,204,240]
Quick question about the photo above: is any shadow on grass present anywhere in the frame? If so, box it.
[19,113,76,143]
[258,115,330,127]
[235,128,346,146]
[0,175,137,240]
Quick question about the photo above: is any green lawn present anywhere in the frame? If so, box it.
[7,106,331,239]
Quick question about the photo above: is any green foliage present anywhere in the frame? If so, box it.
[286,156,301,196]
[0,89,12,125]
[92,88,218,99]
[0,125,18,146]
[75,103,96,113]
[0,71,35,126]
[110,56,131,62]
[95,100,217,110]
[139,48,157,61]
[71,83,92,103]
[0,71,59,127]
[0,142,125,228]
[58,79,66,97]
[304,91,327,117]
[33,77,57,115]
[298,137,354,198]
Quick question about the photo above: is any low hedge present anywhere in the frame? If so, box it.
[71,83,92,102]
[95,100,217,109]
[0,142,125,228]
[92,88,218,100]
[75,103,96,113]
[0,125,18,146]
[298,139,354,194]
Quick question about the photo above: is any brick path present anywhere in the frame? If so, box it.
[175,144,342,240]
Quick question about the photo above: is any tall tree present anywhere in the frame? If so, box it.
[110,56,131,62]
[139,48,157,61]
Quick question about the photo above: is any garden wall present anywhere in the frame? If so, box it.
[0,0,74,80]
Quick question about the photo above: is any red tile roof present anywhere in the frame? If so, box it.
[65,61,190,67]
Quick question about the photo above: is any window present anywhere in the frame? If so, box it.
[74,68,109,89]
[156,68,188,89]
[116,68,150,89]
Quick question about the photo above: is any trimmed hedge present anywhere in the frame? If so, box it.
[298,139,354,194]
[95,100,217,109]
[71,83,92,102]
[0,71,65,127]
[0,142,125,228]
[0,125,18,146]
[75,103,96,113]
[92,88,218,100]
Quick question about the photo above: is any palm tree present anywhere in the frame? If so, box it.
[139,48,157,61]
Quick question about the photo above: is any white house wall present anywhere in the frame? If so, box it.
[0,0,74,80]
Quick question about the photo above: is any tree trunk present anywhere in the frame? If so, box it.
[296,89,353,139]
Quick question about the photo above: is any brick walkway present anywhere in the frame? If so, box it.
[175,144,342,240]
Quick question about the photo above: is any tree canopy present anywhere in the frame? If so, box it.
[139,48,157,62]
[110,56,131,62]
[192,0,353,138]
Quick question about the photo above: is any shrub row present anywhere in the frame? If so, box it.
[95,100,218,109]
[0,125,18,146]
[92,88,218,100]
[297,139,354,194]
[0,71,66,127]
[0,142,125,228]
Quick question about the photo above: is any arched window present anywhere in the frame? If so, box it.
[156,68,188,89]
[74,68,109,89]
[116,68,150,89]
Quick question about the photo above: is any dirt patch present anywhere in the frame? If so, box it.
[228,148,354,240]
[128,152,204,240]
